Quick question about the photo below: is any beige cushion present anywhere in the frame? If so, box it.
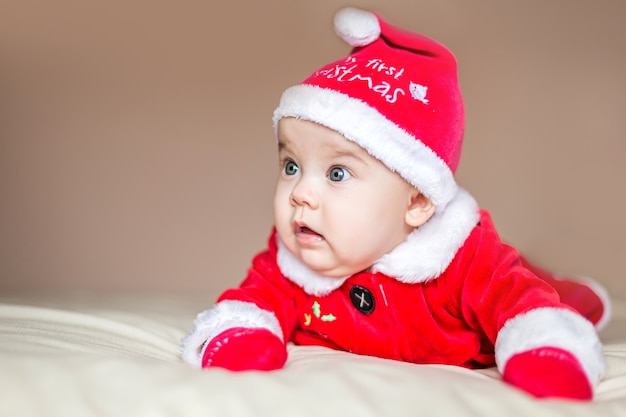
[1,292,625,416]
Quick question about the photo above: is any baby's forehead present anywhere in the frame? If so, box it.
[277,119,377,162]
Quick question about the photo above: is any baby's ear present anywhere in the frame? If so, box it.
[405,190,435,228]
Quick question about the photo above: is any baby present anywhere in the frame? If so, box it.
[182,7,609,401]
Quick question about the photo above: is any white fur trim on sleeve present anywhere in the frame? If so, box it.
[495,307,605,386]
[180,300,283,368]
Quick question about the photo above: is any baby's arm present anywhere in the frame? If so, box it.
[490,274,603,400]
[181,242,298,371]
[460,225,604,400]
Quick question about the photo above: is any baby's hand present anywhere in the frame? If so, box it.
[201,327,287,371]
[502,347,592,400]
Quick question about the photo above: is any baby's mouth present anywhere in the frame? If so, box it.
[294,224,324,242]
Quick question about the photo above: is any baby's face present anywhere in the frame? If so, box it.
[274,117,417,278]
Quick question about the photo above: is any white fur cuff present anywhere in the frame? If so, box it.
[495,307,605,386]
[180,300,283,368]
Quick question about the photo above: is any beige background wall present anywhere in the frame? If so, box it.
[1,1,625,298]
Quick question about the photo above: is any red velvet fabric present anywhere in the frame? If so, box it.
[503,347,593,400]
[218,210,578,369]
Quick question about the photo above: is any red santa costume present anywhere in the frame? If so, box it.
[182,7,609,400]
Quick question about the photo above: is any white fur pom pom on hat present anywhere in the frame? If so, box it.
[333,7,381,47]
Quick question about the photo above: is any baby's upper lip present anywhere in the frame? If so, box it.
[294,221,321,236]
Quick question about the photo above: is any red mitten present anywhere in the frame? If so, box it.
[502,347,592,400]
[201,327,287,371]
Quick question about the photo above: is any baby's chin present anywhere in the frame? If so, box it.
[279,232,373,278]
[301,259,369,280]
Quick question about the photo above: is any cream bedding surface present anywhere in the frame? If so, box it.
[1,292,625,417]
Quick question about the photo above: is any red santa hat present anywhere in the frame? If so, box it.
[273,7,464,209]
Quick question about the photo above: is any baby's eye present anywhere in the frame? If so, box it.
[284,160,299,176]
[328,166,351,182]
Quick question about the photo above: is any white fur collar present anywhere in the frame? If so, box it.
[276,239,349,296]
[276,188,479,296]
[372,188,479,282]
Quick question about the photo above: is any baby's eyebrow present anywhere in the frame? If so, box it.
[277,138,368,165]
[277,140,289,153]
[327,147,368,165]
[277,140,293,151]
